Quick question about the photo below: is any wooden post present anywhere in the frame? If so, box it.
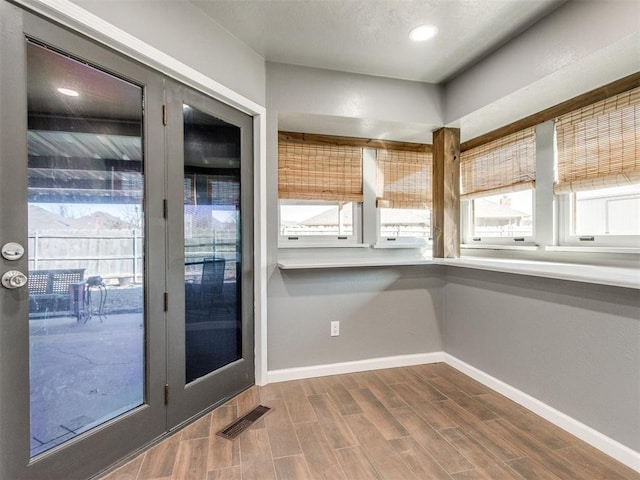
[432,127,460,258]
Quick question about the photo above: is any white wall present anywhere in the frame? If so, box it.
[268,62,443,143]
[71,0,266,105]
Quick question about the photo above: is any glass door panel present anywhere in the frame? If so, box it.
[26,42,145,456]
[166,83,253,428]
[183,107,242,382]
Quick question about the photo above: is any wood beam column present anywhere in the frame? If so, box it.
[432,127,460,258]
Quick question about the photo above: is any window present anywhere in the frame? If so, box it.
[469,190,534,240]
[376,148,432,245]
[460,127,536,244]
[280,200,358,238]
[556,86,640,246]
[278,137,363,244]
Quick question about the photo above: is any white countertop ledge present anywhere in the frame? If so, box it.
[277,255,436,269]
[439,258,640,290]
[277,254,639,289]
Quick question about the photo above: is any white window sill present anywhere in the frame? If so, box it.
[278,243,369,249]
[440,257,640,290]
[461,244,539,251]
[545,245,640,254]
[373,243,430,249]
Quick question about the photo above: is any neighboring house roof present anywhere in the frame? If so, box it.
[474,199,529,219]
[28,204,134,232]
[300,206,353,226]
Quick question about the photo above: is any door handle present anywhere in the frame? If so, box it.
[1,270,28,289]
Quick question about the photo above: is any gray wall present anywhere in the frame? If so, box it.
[269,266,443,370]
[445,0,640,140]
[71,0,266,105]
[443,267,640,452]
[266,63,446,371]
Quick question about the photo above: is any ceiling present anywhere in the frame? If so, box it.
[27,40,143,122]
[190,0,566,84]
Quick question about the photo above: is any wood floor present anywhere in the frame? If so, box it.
[97,363,639,480]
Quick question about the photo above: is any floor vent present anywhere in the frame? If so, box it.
[216,405,271,440]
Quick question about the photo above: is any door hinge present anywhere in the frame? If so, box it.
[164,292,168,311]
[162,104,168,126]
[163,199,168,219]
[164,384,169,405]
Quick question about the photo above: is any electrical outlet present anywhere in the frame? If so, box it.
[330,321,340,337]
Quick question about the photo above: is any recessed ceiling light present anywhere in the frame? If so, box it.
[57,87,79,97]
[409,24,438,42]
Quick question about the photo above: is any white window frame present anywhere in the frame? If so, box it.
[376,207,432,248]
[557,191,640,248]
[461,189,536,247]
[459,124,540,250]
[371,147,432,248]
[278,199,363,247]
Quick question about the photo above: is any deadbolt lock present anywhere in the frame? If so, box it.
[1,242,25,261]
[1,270,28,290]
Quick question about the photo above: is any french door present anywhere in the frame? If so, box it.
[0,3,253,479]
[165,81,254,428]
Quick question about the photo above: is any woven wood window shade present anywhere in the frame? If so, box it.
[460,127,536,200]
[555,86,640,194]
[278,139,363,202]
[376,149,432,209]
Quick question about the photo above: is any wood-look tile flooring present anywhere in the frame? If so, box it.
[98,363,639,480]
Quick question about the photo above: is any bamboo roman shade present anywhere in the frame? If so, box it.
[278,139,363,202]
[460,127,536,199]
[554,86,640,194]
[376,149,432,209]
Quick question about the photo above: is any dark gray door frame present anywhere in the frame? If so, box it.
[0,3,167,479]
[165,80,255,430]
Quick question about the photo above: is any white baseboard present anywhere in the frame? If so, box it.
[266,352,444,384]
[266,351,639,473]
[443,353,640,473]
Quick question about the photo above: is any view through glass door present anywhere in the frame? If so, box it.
[0,6,167,479]
[166,84,254,428]
[26,40,147,457]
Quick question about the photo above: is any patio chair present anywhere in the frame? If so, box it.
[186,258,226,320]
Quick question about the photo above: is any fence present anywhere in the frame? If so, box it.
[28,230,143,282]
[28,230,238,283]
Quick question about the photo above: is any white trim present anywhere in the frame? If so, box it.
[461,244,539,251]
[17,0,268,385]
[268,351,639,471]
[443,354,640,473]
[545,245,640,254]
[557,192,640,248]
[278,243,370,249]
[267,352,444,383]
[373,243,430,249]
[254,114,268,386]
